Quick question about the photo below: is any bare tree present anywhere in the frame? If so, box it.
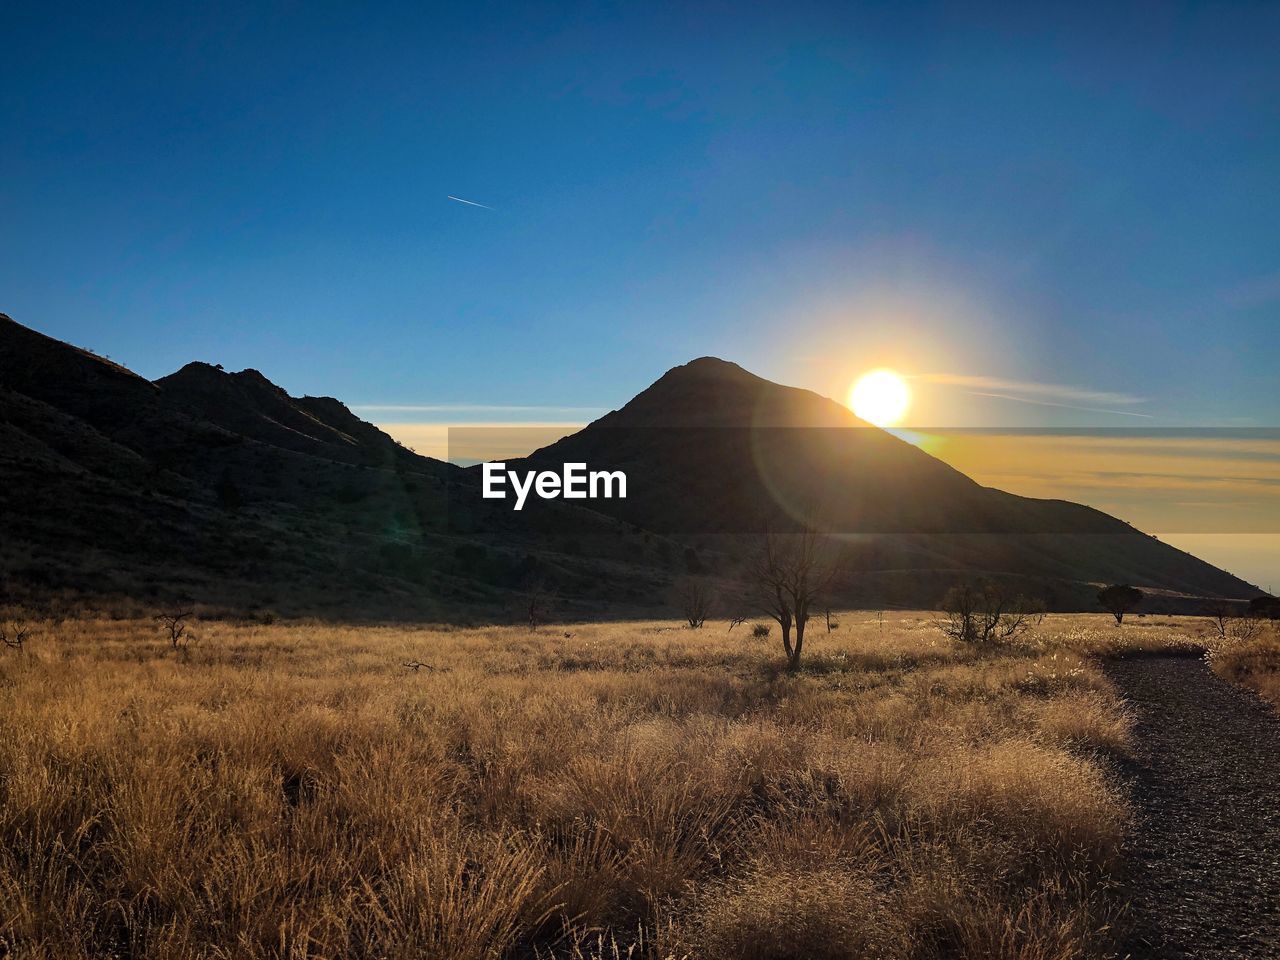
[675,577,715,628]
[745,524,840,671]
[1207,599,1265,643]
[524,581,553,632]
[1,619,31,653]
[939,581,1037,645]
[940,583,980,643]
[156,610,194,650]
[1207,599,1233,641]
[727,615,748,632]
[823,607,839,632]
[1097,584,1143,624]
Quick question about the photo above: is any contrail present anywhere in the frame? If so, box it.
[447,195,494,210]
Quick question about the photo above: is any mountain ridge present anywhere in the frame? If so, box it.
[0,313,1260,615]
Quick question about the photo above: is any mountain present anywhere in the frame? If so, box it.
[0,314,659,616]
[506,357,1258,605]
[156,361,421,469]
[0,315,1259,616]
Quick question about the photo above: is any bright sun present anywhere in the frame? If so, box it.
[849,368,911,427]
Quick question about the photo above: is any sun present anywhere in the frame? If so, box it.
[849,368,911,427]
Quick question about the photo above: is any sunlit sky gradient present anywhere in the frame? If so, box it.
[2,2,1277,586]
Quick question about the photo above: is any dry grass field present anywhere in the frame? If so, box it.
[1207,631,1280,707]
[0,610,1273,960]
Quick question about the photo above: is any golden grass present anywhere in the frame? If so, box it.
[1036,610,1280,710]
[0,612,1153,958]
[1206,627,1280,707]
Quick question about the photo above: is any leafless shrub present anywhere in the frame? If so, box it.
[751,623,771,639]
[0,619,31,653]
[155,609,195,650]
[939,581,1039,645]
[727,616,747,632]
[1207,599,1266,644]
[523,581,554,632]
[1207,600,1234,641]
[675,577,715,629]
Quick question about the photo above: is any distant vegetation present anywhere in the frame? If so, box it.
[1097,584,1144,624]
[674,577,714,629]
[938,580,1043,644]
[1205,598,1280,707]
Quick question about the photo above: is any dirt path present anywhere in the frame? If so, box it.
[1105,654,1280,959]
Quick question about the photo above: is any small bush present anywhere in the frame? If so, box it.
[751,623,771,639]
[939,581,1038,645]
[1097,584,1143,624]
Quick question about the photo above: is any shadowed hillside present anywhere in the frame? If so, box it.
[0,315,659,615]
[508,357,1258,604]
[0,315,1258,615]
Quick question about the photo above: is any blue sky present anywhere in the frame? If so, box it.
[2,1,1278,584]
[3,0,1276,425]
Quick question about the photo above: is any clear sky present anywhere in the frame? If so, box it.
[2,2,1277,584]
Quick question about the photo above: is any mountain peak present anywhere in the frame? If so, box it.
[161,362,284,394]
[660,356,763,385]
[167,360,227,380]
[597,356,851,429]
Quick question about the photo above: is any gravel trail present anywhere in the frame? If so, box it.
[1105,654,1280,959]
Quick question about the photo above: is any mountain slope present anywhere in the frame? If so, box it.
[156,362,419,469]
[0,316,1259,613]
[511,357,1256,601]
[0,314,659,615]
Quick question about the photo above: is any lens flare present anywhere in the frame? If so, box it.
[849,369,911,427]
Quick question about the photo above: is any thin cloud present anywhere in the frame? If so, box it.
[913,373,1146,407]
[970,391,1155,419]
[447,195,494,210]
[353,403,605,414]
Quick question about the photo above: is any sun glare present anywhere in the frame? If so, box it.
[849,368,911,427]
